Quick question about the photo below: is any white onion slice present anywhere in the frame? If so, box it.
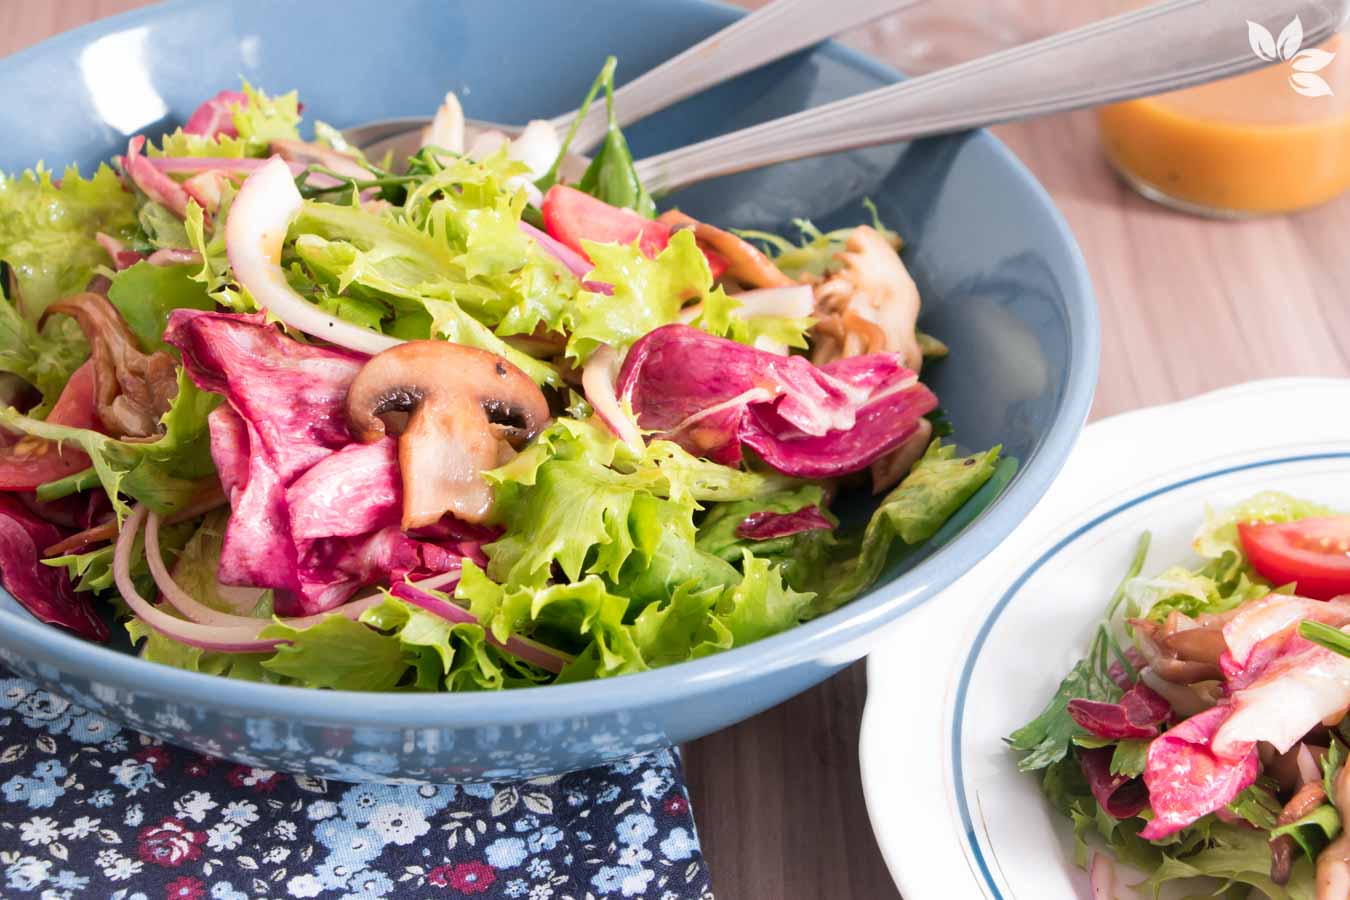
[582,345,643,450]
[731,284,815,319]
[227,158,399,355]
[507,120,562,182]
[422,92,466,155]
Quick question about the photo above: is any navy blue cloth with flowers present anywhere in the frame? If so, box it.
[0,669,713,899]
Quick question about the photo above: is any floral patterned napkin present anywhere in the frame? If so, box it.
[0,669,714,900]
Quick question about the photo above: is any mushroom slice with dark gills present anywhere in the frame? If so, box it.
[42,292,179,440]
[345,342,551,528]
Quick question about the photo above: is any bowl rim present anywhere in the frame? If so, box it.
[0,0,1100,727]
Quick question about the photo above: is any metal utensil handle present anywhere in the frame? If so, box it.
[556,0,924,151]
[635,0,1349,195]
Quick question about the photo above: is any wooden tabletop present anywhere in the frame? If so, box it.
[5,2,1350,898]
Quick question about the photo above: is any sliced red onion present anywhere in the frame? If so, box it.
[147,248,203,267]
[519,221,591,279]
[391,582,570,674]
[114,506,283,652]
[143,511,265,627]
[1089,852,1116,900]
[122,136,195,220]
[144,156,306,176]
[582,345,643,449]
[227,158,399,355]
[270,138,370,183]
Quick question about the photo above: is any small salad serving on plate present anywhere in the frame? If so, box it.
[0,62,1010,692]
[1012,493,1350,899]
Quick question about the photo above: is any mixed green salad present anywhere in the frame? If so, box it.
[0,62,1011,692]
[1011,493,1350,899]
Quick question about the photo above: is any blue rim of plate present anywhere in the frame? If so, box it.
[951,450,1350,898]
[0,0,1099,727]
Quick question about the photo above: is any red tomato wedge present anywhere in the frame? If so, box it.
[1238,516,1350,600]
[0,361,100,491]
[541,185,728,277]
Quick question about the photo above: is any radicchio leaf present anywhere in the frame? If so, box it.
[735,505,834,541]
[1067,682,1171,740]
[1078,747,1149,819]
[618,325,936,478]
[0,493,109,641]
[165,310,485,615]
[1139,705,1259,840]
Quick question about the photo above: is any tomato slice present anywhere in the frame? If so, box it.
[0,361,100,491]
[1238,516,1350,600]
[541,185,728,277]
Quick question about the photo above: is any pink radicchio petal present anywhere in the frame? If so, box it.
[96,232,144,271]
[1139,705,1259,840]
[183,89,247,138]
[618,325,936,478]
[286,439,401,540]
[121,136,195,221]
[735,505,834,541]
[1067,681,1172,741]
[0,494,109,642]
[166,310,368,481]
[1078,747,1149,819]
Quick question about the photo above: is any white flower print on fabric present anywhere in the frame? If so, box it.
[0,667,711,899]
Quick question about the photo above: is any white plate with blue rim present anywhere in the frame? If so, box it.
[859,378,1350,899]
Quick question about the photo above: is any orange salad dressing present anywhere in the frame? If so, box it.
[1097,36,1350,215]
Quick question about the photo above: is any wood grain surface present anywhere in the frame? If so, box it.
[4,2,1348,898]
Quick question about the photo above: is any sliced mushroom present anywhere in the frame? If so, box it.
[345,341,551,527]
[810,225,923,371]
[658,210,794,289]
[42,292,179,440]
[1272,780,1329,884]
[1131,618,1225,683]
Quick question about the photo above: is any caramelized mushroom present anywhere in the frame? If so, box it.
[810,225,923,371]
[658,210,795,289]
[345,342,550,527]
[42,292,179,440]
[1272,781,1328,885]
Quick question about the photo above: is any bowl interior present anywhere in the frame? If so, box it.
[0,0,1094,722]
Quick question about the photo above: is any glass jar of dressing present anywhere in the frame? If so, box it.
[1097,22,1350,216]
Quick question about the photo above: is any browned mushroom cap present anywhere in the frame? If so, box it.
[1272,780,1329,884]
[43,292,179,440]
[345,341,551,528]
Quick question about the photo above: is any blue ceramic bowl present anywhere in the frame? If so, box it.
[0,0,1097,780]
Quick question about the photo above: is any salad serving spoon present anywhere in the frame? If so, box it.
[340,0,924,154]
[632,0,1350,195]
